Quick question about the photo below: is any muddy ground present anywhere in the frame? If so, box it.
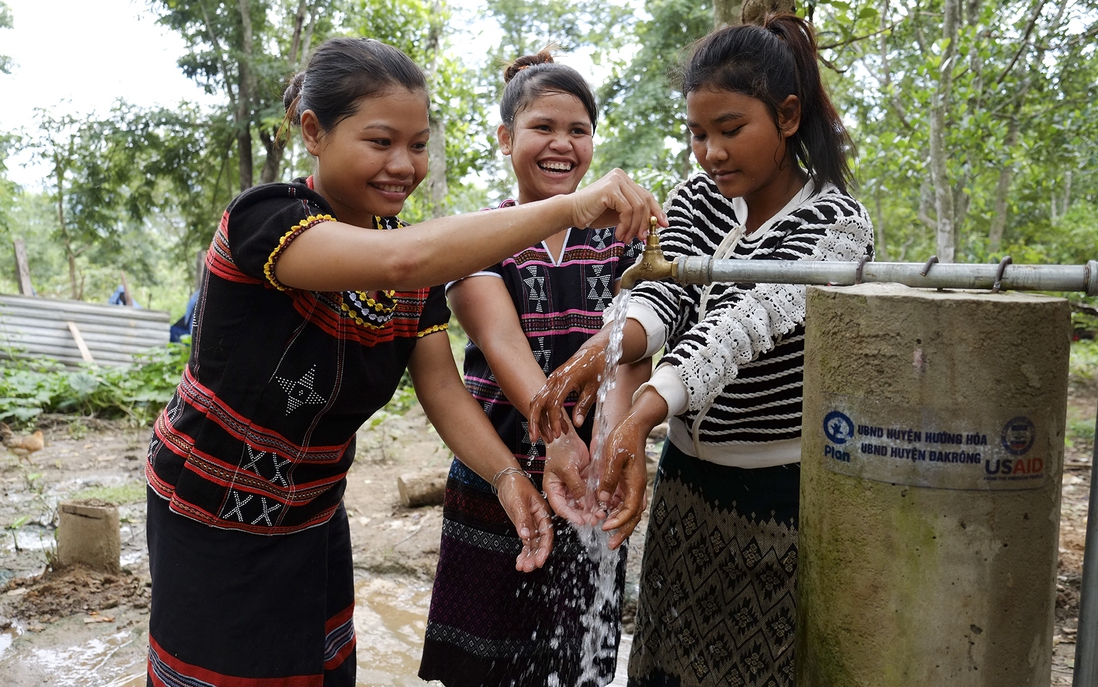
[0,387,1093,686]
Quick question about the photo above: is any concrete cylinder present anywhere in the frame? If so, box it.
[56,499,121,574]
[797,284,1069,687]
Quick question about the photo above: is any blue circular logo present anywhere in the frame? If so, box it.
[1001,416,1035,455]
[824,411,854,445]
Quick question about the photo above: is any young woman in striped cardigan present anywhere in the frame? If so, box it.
[531,14,875,686]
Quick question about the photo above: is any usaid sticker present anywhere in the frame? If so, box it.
[818,395,1052,491]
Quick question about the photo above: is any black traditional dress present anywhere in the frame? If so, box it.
[419,210,641,687]
[145,177,449,687]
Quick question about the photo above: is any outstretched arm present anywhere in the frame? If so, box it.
[275,169,667,293]
[408,331,553,572]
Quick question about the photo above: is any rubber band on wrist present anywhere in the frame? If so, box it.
[491,466,531,494]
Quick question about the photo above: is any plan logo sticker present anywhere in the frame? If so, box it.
[1000,416,1035,456]
[824,411,854,445]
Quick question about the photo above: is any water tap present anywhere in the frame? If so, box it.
[620,217,675,290]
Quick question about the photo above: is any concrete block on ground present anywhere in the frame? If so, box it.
[56,500,120,574]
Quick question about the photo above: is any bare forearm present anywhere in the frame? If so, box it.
[276,196,578,292]
[409,334,522,483]
[422,384,523,483]
[275,168,668,293]
[621,386,668,440]
[599,357,652,430]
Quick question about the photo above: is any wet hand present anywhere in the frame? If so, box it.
[529,335,608,444]
[597,415,650,550]
[544,426,600,527]
[495,469,555,572]
[569,169,668,243]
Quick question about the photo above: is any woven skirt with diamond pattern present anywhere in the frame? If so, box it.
[627,442,799,687]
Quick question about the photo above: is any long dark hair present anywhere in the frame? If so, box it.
[681,14,853,194]
[280,37,427,139]
[500,49,599,133]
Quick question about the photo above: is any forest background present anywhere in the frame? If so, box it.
[0,0,1096,324]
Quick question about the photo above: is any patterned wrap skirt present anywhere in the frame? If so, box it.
[628,441,799,687]
[145,487,356,687]
[420,458,627,687]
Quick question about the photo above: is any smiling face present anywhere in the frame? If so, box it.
[302,87,430,225]
[686,87,803,220]
[498,91,594,205]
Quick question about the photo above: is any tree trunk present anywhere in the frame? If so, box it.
[288,0,308,67]
[714,0,744,27]
[67,252,79,301]
[52,159,81,300]
[423,2,448,219]
[928,0,959,262]
[736,0,796,27]
[988,115,1019,254]
[236,0,257,190]
[680,129,693,180]
[259,131,283,185]
[258,0,310,186]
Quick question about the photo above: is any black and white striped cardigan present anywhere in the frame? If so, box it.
[627,172,874,467]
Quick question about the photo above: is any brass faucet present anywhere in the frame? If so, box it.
[620,217,675,290]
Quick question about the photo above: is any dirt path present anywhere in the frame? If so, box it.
[0,391,1091,686]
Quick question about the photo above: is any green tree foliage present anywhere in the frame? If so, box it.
[474,0,641,202]
[22,104,221,302]
[0,134,17,240]
[832,0,1098,263]
[485,0,635,56]
[344,0,496,218]
[151,0,337,191]
[595,0,712,198]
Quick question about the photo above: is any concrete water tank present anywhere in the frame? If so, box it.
[797,283,1069,687]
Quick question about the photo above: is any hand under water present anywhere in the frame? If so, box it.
[544,425,602,528]
[529,332,610,444]
[495,472,555,572]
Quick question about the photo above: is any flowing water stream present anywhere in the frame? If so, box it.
[568,288,633,687]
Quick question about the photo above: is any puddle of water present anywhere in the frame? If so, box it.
[351,575,630,686]
[4,524,55,552]
[25,630,142,687]
[0,573,629,685]
[0,626,16,659]
[353,575,436,686]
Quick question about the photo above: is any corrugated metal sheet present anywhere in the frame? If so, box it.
[0,294,171,367]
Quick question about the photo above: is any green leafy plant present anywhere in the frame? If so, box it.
[1066,416,1096,452]
[6,514,30,553]
[1070,339,1098,390]
[0,341,190,426]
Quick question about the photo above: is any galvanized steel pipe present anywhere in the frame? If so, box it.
[1075,429,1098,687]
[673,257,1098,296]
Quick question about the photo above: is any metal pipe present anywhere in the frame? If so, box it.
[673,257,1098,296]
[1075,415,1098,686]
